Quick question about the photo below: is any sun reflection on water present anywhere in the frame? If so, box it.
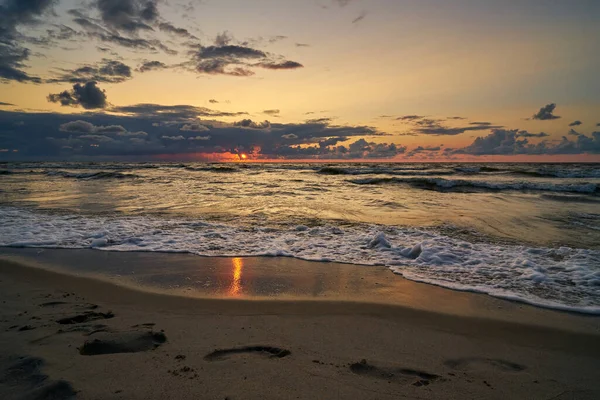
[228,257,243,296]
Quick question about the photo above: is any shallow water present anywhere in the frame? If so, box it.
[0,162,599,313]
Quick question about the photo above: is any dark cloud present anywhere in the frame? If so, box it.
[413,119,503,136]
[515,130,549,138]
[396,115,424,121]
[194,59,254,76]
[199,45,266,59]
[352,11,367,24]
[295,43,310,47]
[0,109,393,159]
[531,103,561,120]
[157,22,196,39]
[71,11,177,55]
[263,109,280,116]
[48,59,132,83]
[95,0,158,34]
[452,129,600,155]
[447,116,466,120]
[257,60,304,70]
[136,60,168,73]
[233,119,271,129]
[569,120,582,127]
[0,102,15,106]
[406,145,442,157]
[188,37,303,76]
[0,0,58,83]
[47,82,108,109]
[568,129,582,136]
[180,123,209,132]
[110,103,247,119]
[208,99,219,104]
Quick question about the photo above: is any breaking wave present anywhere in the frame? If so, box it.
[349,177,599,194]
[0,207,599,314]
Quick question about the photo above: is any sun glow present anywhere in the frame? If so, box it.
[240,153,248,160]
[228,257,244,297]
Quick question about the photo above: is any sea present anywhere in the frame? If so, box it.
[0,162,599,313]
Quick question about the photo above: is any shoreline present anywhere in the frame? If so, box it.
[1,248,599,332]
[1,252,599,399]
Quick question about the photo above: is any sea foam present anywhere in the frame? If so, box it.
[0,207,598,314]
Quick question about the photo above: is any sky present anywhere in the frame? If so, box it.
[0,0,599,161]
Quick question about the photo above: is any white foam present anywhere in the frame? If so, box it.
[0,207,599,314]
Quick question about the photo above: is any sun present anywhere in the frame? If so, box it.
[240,153,248,160]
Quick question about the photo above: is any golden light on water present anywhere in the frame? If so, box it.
[228,257,244,296]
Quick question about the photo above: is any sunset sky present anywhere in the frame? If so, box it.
[1,0,599,161]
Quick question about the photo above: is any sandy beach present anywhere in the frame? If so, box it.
[1,251,599,400]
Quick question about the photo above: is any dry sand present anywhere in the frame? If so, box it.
[0,253,599,399]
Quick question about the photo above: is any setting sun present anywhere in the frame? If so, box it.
[240,154,248,160]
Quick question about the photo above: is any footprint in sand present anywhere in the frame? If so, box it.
[444,358,526,372]
[79,330,167,356]
[0,356,76,400]
[56,311,114,325]
[349,359,440,387]
[204,346,291,361]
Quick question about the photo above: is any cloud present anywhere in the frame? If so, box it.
[0,0,58,83]
[263,109,280,116]
[531,103,561,120]
[180,123,209,132]
[70,11,177,55]
[0,108,392,159]
[136,60,168,73]
[569,120,582,127]
[157,22,196,39]
[198,45,267,59]
[412,119,503,136]
[233,119,271,129]
[295,43,310,47]
[396,115,424,121]
[568,129,582,136]
[111,103,247,119]
[515,130,549,138]
[208,99,219,104]
[59,120,126,134]
[406,145,442,157]
[188,37,303,76]
[0,102,15,106]
[256,61,304,70]
[352,11,367,24]
[452,129,600,155]
[47,82,108,109]
[447,116,466,120]
[95,0,158,34]
[48,59,132,83]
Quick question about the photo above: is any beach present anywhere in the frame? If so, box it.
[1,250,599,400]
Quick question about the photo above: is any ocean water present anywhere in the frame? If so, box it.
[0,162,599,313]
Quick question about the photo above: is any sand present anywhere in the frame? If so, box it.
[0,253,599,400]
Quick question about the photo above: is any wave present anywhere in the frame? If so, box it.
[45,171,141,180]
[317,166,454,176]
[349,177,599,194]
[184,166,239,173]
[0,207,598,314]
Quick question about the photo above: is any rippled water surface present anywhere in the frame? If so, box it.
[1,162,599,313]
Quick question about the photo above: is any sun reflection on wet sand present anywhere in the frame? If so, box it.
[228,257,243,296]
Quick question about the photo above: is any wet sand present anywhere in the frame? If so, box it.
[0,250,599,399]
